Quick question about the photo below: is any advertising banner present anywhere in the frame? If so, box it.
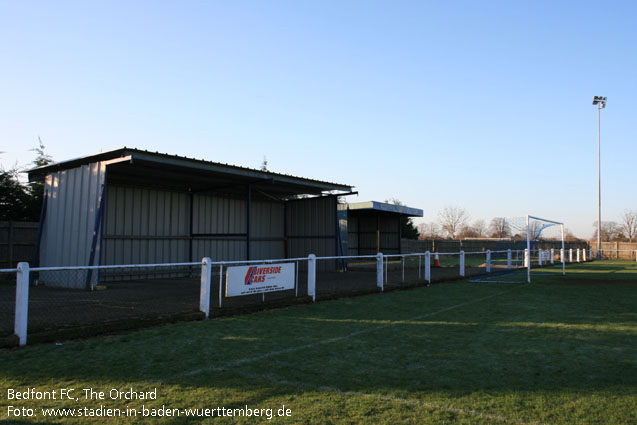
[226,263,295,297]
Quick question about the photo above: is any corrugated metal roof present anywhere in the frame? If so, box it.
[27,147,353,194]
[347,201,423,217]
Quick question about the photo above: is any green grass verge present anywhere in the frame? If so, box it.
[1,260,635,424]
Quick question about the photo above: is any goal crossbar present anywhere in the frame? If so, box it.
[527,215,564,226]
[526,215,565,283]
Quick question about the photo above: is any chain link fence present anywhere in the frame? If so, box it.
[0,269,17,341]
[5,248,602,347]
[22,263,202,344]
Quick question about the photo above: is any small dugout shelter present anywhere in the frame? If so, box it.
[339,201,423,256]
[27,147,354,288]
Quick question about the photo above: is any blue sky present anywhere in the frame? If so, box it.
[1,1,635,238]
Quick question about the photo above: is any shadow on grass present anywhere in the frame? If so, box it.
[0,261,635,425]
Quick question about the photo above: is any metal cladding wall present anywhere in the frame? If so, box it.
[191,194,285,261]
[246,199,285,260]
[39,162,106,288]
[286,196,338,270]
[347,213,401,255]
[191,194,247,262]
[103,190,337,266]
[103,185,190,266]
[37,161,342,286]
[103,186,287,265]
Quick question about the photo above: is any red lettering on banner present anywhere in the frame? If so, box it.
[243,265,285,285]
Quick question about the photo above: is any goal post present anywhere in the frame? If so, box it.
[526,215,565,283]
[467,215,567,284]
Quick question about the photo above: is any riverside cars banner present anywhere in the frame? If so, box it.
[225,263,295,297]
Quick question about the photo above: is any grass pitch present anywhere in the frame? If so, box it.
[1,260,636,424]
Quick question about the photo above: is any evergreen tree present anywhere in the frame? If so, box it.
[0,138,53,221]
[385,198,420,240]
[0,168,31,220]
[27,138,53,219]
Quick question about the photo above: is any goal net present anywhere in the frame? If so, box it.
[472,215,565,283]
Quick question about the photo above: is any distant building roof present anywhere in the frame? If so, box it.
[346,201,423,217]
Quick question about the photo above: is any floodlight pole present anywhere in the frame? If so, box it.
[592,96,606,260]
[597,102,601,259]
[596,99,604,259]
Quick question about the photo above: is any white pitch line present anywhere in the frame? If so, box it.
[237,371,548,425]
[163,287,519,382]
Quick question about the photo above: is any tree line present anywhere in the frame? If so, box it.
[416,206,537,241]
[415,206,637,243]
[592,212,637,243]
[0,141,53,221]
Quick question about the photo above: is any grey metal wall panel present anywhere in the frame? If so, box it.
[38,166,343,284]
[250,200,284,259]
[286,197,337,269]
[251,201,284,238]
[193,195,247,234]
[192,193,284,261]
[192,240,247,263]
[250,241,285,260]
[346,213,400,255]
[347,215,358,252]
[39,162,106,288]
[103,185,190,267]
[379,216,398,232]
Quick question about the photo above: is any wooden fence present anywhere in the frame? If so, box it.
[0,221,39,268]
[598,241,637,259]
[401,238,590,254]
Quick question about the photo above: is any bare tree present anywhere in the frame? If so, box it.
[438,206,469,240]
[459,221,486,239]
[488,217,511,239]
[563,229,579,242]
[418,222,440,239]
[619,210,637,242]
[592,221,621,242]
[458,224,477,239]
[472,219,487,237]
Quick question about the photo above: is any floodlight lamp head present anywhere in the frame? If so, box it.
[592,96,607,107]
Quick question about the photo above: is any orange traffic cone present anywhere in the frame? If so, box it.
[433,247,441,267]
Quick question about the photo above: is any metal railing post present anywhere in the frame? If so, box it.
[199,257,212,318]
[486,250,491,273]
[550,248,555,264]
[376,252,384,291]
[459,251,465,277]
[507,249,512,270]
[218,265,223,308]
[15,262,30,346]
[308,254,316,301]
[538,249,543,266]
[425,251,431,284]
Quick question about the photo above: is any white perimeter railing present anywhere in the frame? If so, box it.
[1,247,620,346]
